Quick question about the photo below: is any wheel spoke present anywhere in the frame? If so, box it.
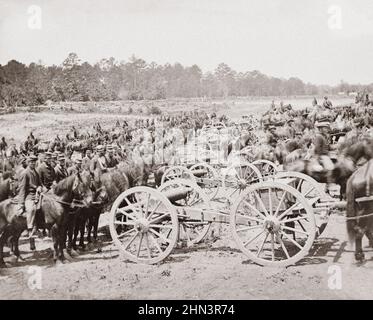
[278,236,290,259]
[149,233,163,253]
[114,221,135,226]
[124,231,139,250]
[256,232,269,257]
[149,223,173,229]
[236,225,262,232]
[243,229,265,247]
[145,233,152,258]
[136,233,144,257]
[274,191,287,217]
[281,226,309,236]
[253,191,269,217]
[147,200,162,221]
[243,200,267,220]
[280,215,308,224]
[149,213,170,224]
[271,233,275,261]
[235,213,264,224]
[117,208,138,221]
[268,188,273,215]
[149,228,171,244]
[144,193,151,217]
[116,227,136,239]
[277,200,303,220]
[282,231,304,250]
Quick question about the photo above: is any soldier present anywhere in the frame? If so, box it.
[0,137,7,156]
[54,155,68,183]
[105,145,119,169]
[16,154,41,239]
[82,149,93,172]
[90,145,108,174]
[312,122,334,172]
[37,151,56,190]
[67,158,83,176]
[322,96,333,109]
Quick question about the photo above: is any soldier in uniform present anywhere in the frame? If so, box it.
[105,145,119,169]
[322,96,333,109]
[90,145,108,174]
[16,154,41,239]
[37,151,56,190]
[312,122,334,172]
[67,158,83,176]
[54,155,68,183]
[82,149,93,172]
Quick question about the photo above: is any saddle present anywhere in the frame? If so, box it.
[352,160,373,202]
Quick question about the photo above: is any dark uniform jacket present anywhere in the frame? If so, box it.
[105,154,119,168]
[54,164,68,182]
[37,163,56,189]
[16,167,41,204]
[313,133,330,156]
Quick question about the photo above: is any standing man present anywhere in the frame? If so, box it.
[105,145,119,169]
[90,145,108,174]
[16,154,41,239]
[82,149,93,172]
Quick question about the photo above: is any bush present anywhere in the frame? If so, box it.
[149,105,162,115]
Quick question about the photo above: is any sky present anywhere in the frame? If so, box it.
[0,0,372,85]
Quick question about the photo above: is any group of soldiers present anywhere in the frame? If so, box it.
[10,143,124,240]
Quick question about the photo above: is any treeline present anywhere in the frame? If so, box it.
[0,53,372,107]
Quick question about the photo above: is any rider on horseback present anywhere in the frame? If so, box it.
[15,154,42,239]
[312,122,334,173]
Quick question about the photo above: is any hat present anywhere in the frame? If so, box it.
[106,145,114,151]
[96,145,104,152]
[74,158,82,164]
[268,125,276,130]
[315,121,330,128]
[28,154,38,161]
[58,155,65,161]
[44,151,52,158]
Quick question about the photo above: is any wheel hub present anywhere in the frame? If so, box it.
[263,216,281,233]
[135,218,150,233]
[238,178,247,189]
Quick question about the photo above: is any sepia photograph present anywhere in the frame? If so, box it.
[0,0,373,303]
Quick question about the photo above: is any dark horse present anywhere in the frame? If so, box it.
[346,159,373,262]
[0,174,92,267]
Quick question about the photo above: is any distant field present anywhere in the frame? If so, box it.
[0,96,355,145]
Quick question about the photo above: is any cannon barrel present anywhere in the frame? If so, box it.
[163,187,193,202]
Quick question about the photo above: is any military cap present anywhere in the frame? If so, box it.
[28,154,38,161]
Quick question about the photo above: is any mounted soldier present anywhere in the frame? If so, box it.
[15,154,42,240]
[312,121,334,172]
[67,157,83,176]
[322,96,333,109]
[54,155,68,183]
[105,144,119,169]
[90,145,108,175]
[37,151,56,190]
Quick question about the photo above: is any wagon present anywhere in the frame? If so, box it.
[108,168,339,266]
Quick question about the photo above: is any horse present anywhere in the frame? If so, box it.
[346,159,373,261]
[0,173,93,267]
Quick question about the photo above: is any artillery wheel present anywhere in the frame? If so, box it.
[230,181,316,267]
[222,162,263,204]
[109,186,179,264]
[190,162,220,200]
[274,171,329,237]
[159,179,211,246]
[252,159,278,178]
[161,165,196,185]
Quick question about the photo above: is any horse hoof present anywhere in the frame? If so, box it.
[29,238,36,251]
[55,260,64,267]
[62,250,74,262]
[8,255,18,265]
[70,249,79,257]
[355,252,365,262]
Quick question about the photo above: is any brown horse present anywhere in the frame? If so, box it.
[0,173,92,267]
[346,160,373,261]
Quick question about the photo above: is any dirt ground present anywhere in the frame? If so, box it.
[2,98,372,300]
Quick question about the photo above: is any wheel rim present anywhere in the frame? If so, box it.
[190,162,219,200]
[252,160,278,178]
[222,162,263,203]
[159,179,211,246]
[109,187,179,264]
[230,181,316,267]
[274,171,329,237]
[161,166,196,185]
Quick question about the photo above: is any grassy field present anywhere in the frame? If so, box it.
[0,96,355,146]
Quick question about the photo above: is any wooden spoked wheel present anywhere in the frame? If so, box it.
[252,160,278,178]
[274,171,329,237]
[230,181,316,267]
[190,162,220,200]
[109,186,179,264]
[222,162,263,204]
[161,165,196,185]
[158,179,211,246]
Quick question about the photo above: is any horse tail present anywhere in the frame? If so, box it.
[345,174,357,244]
